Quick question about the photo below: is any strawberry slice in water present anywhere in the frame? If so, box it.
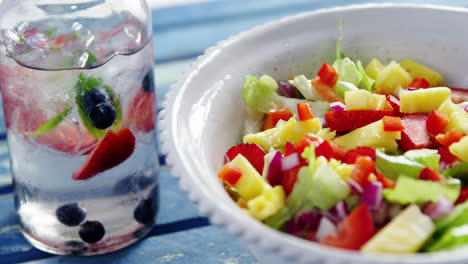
[124,90,156,133]
[225,143,266,174]
[73,127,136,180]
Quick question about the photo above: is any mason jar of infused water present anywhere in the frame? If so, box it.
[0,0,159,255]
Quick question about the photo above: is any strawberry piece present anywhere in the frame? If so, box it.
[325,110,393,132]
[316,140,347,161]
[125,90,157,133]
[344,146,376,164]
[438,146,461,165]
[225,143,266,174]
[426,110,449,136]
[456,187,468,205]
[73,127,136,180]
[399,114,432,151]
[311,77,344,103]
[449,87,468,104]
[436,130,466,147]
[408,78,430,89]
[386,95,402,116]
[382,116,404,132]
[263,108,293,130]
[419,167,445,182]
[350,156,375,187]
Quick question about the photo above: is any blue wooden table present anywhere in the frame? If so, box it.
[1,0,467,263]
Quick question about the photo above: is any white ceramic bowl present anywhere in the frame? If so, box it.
[160,4,468,264]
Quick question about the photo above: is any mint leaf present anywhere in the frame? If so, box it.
[26,106,72,137]
[43,27,58,37]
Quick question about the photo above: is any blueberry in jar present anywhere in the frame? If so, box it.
[83,87,116,129]
[56,203,86,226]
[142,70,155,93]
[133,198,155,225]
[79,221,106,243]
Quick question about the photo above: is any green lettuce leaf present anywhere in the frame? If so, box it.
[288,75,322,101]
[443,162,468,183]
[242,75,283,113]
[332,58,362,87]
[357,60,375,91]
[332,81,358,98]
[383,176,461,205]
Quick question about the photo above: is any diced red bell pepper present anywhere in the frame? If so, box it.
[316,140,347,161]
[225,143,266,174]
[408,77,430,89]
[438,146,462,165]
[320,204,375,250]
[282,166,301,196]
[419,167,445,182]
[218,163,242,185]
[456,187,468,205]
[426,110,449,136]
[263,108,293,130]
[295,133,323,154]
[325,109,394,132]
[344,146,376,164]
[375,172,395,189]
[284,141,296,156]
[436,129,466,147]
[311,77,344,103]
[399,114,432,151]
[317,62,339,87]
[297,103,315,121]
[383,116,404,132]
[350,156,375,187]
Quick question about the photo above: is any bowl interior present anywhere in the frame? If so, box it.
[164,4,468,263]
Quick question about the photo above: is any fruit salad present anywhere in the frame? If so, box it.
[218,23,468,254]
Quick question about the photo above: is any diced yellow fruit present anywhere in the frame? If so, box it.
[438,100,468,134]
[449,136,468,162]
[328,158,355,181]
[315,156,328,168]
[334,119,401,152]
[374,61,412,94]
[243,117,322,150]
[247,186,286,221]
[365,58,385,80]
[368,173,377,182]
[362,205,434,253]
[317,128,336,140]
[400,58,446,87]
[345,89,386,110]
[231,154,270,200]
[399,87,451,113]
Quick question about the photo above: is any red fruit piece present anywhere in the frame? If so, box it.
[399,114,432,151]
[344,146,376,164]
[456,187,468,205]
[325,110,393,132]
[426,110,449,136]
[449,87,468,104]
[350,156,375,187]
[382,116,404,132]
[438,146,461,166]
[225,143,266,174]
[73,127,136,180]
[386,95,402,116]
[282,166,300,196]
[419,167,445,182]
[408,78,430,89]
[436,130,466,147]
[125,90,157,133]
[263,108,293,131]
[316,140,347,161]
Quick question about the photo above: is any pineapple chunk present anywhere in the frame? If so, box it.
[345,89,386,110]
[243,117,322,150]
[361,205,435,253]
[400,58,446,87]
[365,58,385,80]
[328,158,355,181]
[374,61,412,94]
[334,119,401,152]
[247,186,286,221]
[230,154,270,200]
[400,87,451,113]
[438,100,468,134]
[449,136,468,162]
[317,128,336,140]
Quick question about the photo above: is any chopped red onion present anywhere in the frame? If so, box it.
[330,102,346,111]
[388,203,404,219]
[278,80,297,98]
[281,152,300,171]
[316,217,338,242]
[285,210,322,236]
[347,179,363,194]
[362,181,383,211]
[329,200,348,222]
[423,195,455,220]
[458,102,468,113]
[372,200,389,227]
[266,151,283,186]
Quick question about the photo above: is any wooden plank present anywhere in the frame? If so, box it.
[26,226,257,264]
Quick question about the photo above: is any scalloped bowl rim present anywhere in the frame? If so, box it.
[160,3,468,264]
